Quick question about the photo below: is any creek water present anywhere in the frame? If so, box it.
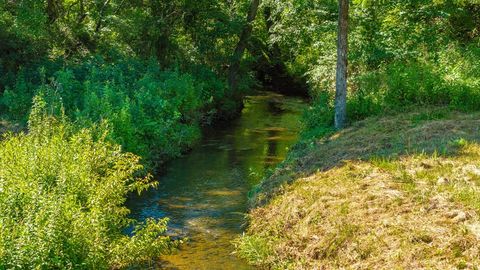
[127,92,307,269]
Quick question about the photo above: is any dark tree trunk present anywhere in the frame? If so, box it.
[46,0,60,23]
[228,0,260,95]
[77,0,86,25]
[334,0,349,129]
[94,0,111,35]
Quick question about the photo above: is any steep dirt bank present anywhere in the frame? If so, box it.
[236,108,480,269]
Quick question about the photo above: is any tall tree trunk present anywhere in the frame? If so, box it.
[334,0,349,129]
[228,0,260,95]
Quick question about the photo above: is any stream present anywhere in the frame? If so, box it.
[127,92,307,269]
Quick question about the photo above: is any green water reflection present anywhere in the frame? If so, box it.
[127,92,306,269]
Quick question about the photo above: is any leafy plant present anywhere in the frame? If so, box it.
[0,94,176,269]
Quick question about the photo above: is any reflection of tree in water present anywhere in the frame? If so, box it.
[264,129,279,169]
[267,99,285,115]
[226,135,239,167]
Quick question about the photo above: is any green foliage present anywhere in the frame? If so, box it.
[233,235,273,266]
[0,0,255,75]
[0,95,175,269]
[0,0,259,164]
[0,59,236,165]
[266,0,480,131]
[1,71,34,121]
[0,0,257,166]
[301,91,335,139]
[0,5,256,266]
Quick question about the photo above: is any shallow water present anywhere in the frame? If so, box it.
[127,92,306,269]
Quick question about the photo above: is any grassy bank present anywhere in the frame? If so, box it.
[236,108,480,269]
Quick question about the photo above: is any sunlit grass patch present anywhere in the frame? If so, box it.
[233,235,274,266]
[239,108,480,269]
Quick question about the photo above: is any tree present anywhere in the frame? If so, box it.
[228,0,261,95]
[334,0,349,129]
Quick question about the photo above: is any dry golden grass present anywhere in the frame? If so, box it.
[237,108,480,269]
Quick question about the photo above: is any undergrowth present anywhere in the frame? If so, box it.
[0,59,245,166]
[0,94,177,269]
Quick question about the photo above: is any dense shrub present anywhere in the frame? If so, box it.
[0,58,235,165]
[0,95,175,269]
[302,91,335,139]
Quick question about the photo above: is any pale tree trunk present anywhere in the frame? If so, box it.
[334,0,349,129]
[228,0,261,95]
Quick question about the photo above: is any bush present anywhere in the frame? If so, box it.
[0,58,234,166]
[301,91,334,139]
[0,95,175,269]
[1,70,35,121]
